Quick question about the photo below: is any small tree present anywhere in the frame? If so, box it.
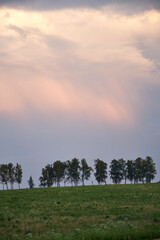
[15,163,23,189]
[94,159,107,185]
[28,176,35,188]
[80,158,92,185]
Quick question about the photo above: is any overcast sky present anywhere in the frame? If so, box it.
[0,0,160,188]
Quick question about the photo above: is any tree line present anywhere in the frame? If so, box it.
[0,156,157,189]
[38,156,156,188]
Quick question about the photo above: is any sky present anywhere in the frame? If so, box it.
[0,0,160,188]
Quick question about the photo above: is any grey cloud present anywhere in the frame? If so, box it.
[8,24,27,38]
[0,0,160,13]
[45,35,76,52]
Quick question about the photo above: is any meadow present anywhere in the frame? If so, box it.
[0,183,160,240]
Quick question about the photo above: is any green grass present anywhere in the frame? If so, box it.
[0,183,160,240]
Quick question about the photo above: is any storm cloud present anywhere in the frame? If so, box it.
[0,0,160,13]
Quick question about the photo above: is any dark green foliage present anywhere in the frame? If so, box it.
[0,163,22,190]
[109,159,124,184]
[134,157,144,183]
[53,160,66,186]
[39,164,54,187]
[8,163,15,189]
[110,157,157,184]
[144,156,157,183]
[126,160,134,183]
[80,158,92,185]
[119,158,127,184]
[28,176,35,188]
[15,163,23,189]
[65,158,80,186]
[94,159,107,184]
[132,157,156,184]
[0,164,9,190]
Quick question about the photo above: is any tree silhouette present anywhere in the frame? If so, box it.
[66,158,80,186]
[0,164,9,190]
[144,156,157,183]
[119,158,127,184]
[15,163,22,189]
[28,176,35,188]
[80,158,92,185]
[53,161,66,187]
[109,159,123,184]
[8,163,15,189]
[94,159,107,185]
[39,164,54,187]
[126,160,134,184]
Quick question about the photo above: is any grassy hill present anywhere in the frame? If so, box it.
[0,183,160,240]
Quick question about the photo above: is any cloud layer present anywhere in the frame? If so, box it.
[0,0,160,13]
[0,7,160,125]
[0,2,160,186]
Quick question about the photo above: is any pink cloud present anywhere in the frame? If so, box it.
[0,8,160,126]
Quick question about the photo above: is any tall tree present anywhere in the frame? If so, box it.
[109,159,123,184]
[8,163,15,189]
[28,176,35,188]
[66,158,80,186]
[126,160,134,184]
[0,164,9,190]
[53,161,66,187]
[94,159,107,185]
[39,164,54,187]
[134,157,144,183]
[119,158,127,184]
[144,156,157,183]
[80,158,92,185]
[15,163,23,189]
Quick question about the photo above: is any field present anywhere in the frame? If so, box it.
[0,183,160,240]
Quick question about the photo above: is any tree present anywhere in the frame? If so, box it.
[39,164,54,187]
[28,176,35,188]
[53,161,66,187]
[134,157,145,183]
[15,163,23,189]
[0,164,9,190]
[126,160,134,184]
[8,163,15,189]
[80,158,92,185]
[109,159,123,184]
[0,165,4,190]
[119,158,127,184]
[144,156,157,183]
[66,158,80,186]
[94,159,107,185]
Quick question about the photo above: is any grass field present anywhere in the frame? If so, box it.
[0,183,160,240]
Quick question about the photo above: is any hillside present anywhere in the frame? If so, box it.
[0,183,160,240]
